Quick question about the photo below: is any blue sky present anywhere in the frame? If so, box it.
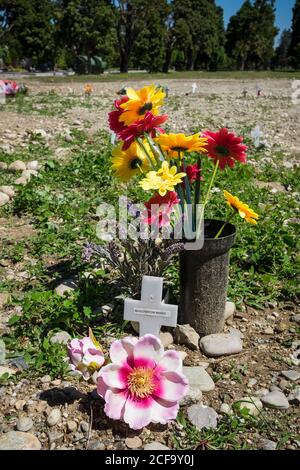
[216,0,294,42]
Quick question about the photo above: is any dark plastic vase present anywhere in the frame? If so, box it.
[179,219,236,338]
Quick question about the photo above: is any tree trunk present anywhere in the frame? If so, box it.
[120,49,129,73]
[163,47,172,73]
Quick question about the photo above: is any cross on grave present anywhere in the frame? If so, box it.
[124,276,178,338]
[192,82,198,94]
[251,125,263,148]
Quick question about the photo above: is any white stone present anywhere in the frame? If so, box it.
[248,378,258,387]
[50,331,72,345]
[200,332,243,357]
[224,301,236,320]
[220,403,232,415]
[174,324,199,350]
[235,396,263,416]
[27,161,40,171]
[0,431,41,450]
[0,186,15,198]
[8,160,26,172]
[281,370,300,382]
[261,391,289,409]
[183,366,215,392]
[15,176,28,185]
[22,170,38,180]
[0,339,5,364]
[0,162,8,170]
[144,442,170,450]
[16,417,33,432]
[159,332,173,348]
[0,192,9,206]
[55,280,77,297]
[187,404,218,431]
[259,438,277,451]
[47,408,62,427]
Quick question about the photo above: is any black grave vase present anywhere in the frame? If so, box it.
[179,219,236,338]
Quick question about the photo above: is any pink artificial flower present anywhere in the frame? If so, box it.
[201,128,247,170]
[118,112,168,150]
[67,334,105,381]
[143,191,180,227]
[108,96,129,134]
[97,334,188,430]
[0,80,18,96]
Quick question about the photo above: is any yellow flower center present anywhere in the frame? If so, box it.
[138,102,153,115]
[127,367,155,398]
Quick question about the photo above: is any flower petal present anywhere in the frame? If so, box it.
[110,336,138,366]
[104,389,127,421]
[154,371,189,401]
[150,396,180,424]
[133,334,163,368]
[123,395,153,430]
[100,363,129,389]
[158,350,183,373]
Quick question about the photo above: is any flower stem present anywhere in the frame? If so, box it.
[136,137,156,170]
[214,211,235,239]
[196,160,219,239]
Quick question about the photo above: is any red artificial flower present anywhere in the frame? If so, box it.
[118,112,168,150]
[143,191,180,227]
[108,96,129,134]
[181,163,202,183]
[201,128,247,170]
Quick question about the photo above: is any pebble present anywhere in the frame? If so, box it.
[261,391,290,409]
[288,386,300,405]
[125,436,143,449]
[80,421,89,433]
[275,322,288,333]
[258,438,277,451]
[174,324,200,350]
[187,404,218,431]
[248,378,258,388]
[50,331,72,345]
[255,388,271,398]
[144,442,170,450]
[0,192,10,206]
[8,160,26,172]
[220,403,232,415]
[0,186,15,198]
[224,301,236,320]
[263,327,274,335]
[292,314,300,325]
[47,408,62,427]
[27,161,40,171]
[235,396,263,416]
[0,292,10,308]
[183,366,215,392]
[87,440,106,450]
[0,339,5,364]
[0,162,8,170]
[16,417,33,432]
[281,370,300,382]
[40,375,51,384]
[159,332,173,348]
[66,420,77,433]
[15,176,28,185]
[0,431,41,450]
[48,431,64,445]
[15,399,26,411]
[55,280,77,297]
[200,332,243,357]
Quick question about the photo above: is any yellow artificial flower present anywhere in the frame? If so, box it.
[119,85,165,126]
[223,190,259,225]
[84,84,93,94]
[140,161,186,197]
[111,141,151,181]
[154,133,208,158]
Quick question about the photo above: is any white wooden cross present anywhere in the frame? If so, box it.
[251,125,262,148]
[192,82,198,94]
[124,276,178,338]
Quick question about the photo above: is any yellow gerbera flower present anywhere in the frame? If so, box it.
[140,161,186,197]
[119,85,165,126]
[223,190,259,225]
[111,141,151,181]
[154,133,208,158]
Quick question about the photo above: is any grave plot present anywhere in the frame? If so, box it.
[0,78,299,451]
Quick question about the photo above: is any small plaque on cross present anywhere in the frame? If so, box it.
[124,276,178,338]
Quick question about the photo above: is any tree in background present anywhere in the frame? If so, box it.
[273,29,292,69]
[226,0,278,70]
[289,0,300,68]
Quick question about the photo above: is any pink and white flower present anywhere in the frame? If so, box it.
[97,334,188,430]
[67,332,105,381]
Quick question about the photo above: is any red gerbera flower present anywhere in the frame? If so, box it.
[143,191,180,227]
[202,128,247,170]
[108,96,129,134]
[119,112,168,150]
[182,163,202,183]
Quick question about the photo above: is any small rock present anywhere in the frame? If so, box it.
[0,339,6,364]
[87,440,105,450]
[248,378,258,388]
[0,365,16,377]
[0,192,10,206]
[175,324,200,351]
[80,421,89,433]
[0,431,41,450]
[48,431,64,445]
[0,292,10,308]
[144,442,170,450]
[275,322,288,333]
[67,420,77,433]
[181,387,202,406]
[14,176,28,185]
[16,417,33,432]
[22,170,38,181]
[65,134,72,143]
[50,331,71,345]
[261,391,289,409]
[224,301,236,320]
[292,314,300,325]
[125,436,143,449]
[258,438,277,451]
[27,161,40,171]
[8,160,26,172]
[55,280,77,297]
[15,399,26,411]
[40,375,51,384]
[288,386,300,405]
[47,408,62,427]
[263,327,274,335]
[281,370,300,382]
[0,162,8,170]
[235,396,263,416]
[255,388,269,398]
[159,332,173,348]
[187,404,218,431]
[220,403,232,415]
[0,186,15,198]
[200,332,243,357]
[183,366,215,392]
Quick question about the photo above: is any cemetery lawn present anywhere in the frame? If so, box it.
[0,78,299,450]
